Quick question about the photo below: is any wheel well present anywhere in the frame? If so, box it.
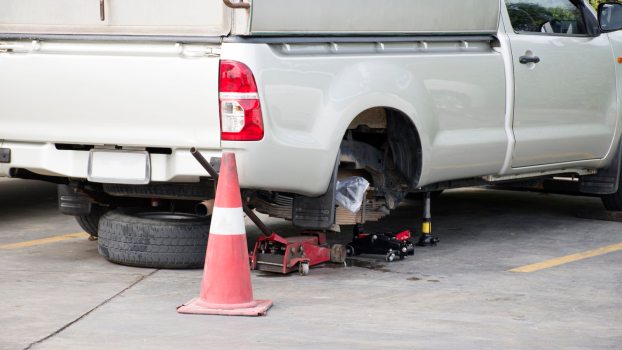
[251,107,422,227]
[342,107,422,189]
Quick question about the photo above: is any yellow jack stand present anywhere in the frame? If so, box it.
[417,192,439,246]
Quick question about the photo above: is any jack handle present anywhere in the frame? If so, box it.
[190,148,271,237]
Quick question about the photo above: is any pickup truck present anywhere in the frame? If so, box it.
[2,0,622,268]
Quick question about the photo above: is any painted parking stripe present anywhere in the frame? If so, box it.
[0,232,89,250]
[509,242,622,273]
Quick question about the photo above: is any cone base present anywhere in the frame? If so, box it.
[177,297,273,317]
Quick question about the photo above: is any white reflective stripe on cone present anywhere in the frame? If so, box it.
[209,206,246,236]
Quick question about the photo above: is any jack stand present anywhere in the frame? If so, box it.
[417,192,439,246]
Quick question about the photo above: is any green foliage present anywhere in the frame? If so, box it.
[507,3,580,31]
[549,6,579,20]
[590,0,609,10]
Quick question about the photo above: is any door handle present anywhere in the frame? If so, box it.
[519,56,541,64]
[100,0,105,21]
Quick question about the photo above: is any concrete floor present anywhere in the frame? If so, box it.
[1,178,621,349]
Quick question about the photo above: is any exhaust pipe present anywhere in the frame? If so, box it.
[191,147,272,237]
[195,199,215,217]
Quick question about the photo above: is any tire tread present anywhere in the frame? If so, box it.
[97,209,210,269]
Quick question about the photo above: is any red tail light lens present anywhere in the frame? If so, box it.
[219,60,264,141]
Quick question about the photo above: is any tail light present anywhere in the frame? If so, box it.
[219,60,264,141]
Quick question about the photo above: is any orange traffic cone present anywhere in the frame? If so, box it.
[177,152,273,316]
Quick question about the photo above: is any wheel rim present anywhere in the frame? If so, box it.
[134,212,203,221]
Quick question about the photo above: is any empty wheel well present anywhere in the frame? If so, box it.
[341,107,422,190]
[251,107,422,227]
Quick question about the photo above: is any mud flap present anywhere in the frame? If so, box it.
[580,142,622,195]
[292,155,338,230]
[57,184,92,216]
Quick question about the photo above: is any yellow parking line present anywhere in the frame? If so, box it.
[0,232,89,250]
[509,242,622,273]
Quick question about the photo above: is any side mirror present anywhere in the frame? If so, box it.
[599,2,622,32]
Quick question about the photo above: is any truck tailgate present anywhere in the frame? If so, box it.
[0,40,222,149]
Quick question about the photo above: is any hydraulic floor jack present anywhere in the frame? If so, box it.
[191,148,347,276]
[345,191,439,261]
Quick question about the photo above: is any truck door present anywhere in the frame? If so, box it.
[505,0,617,167]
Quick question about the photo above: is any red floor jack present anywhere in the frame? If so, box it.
[250,232,346,275]
[191,149,346,276]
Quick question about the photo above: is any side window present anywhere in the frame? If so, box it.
[506,0,587,35]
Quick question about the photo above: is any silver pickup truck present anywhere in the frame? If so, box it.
[2,0,622,268]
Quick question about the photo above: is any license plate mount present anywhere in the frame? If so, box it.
[87,149,150,185]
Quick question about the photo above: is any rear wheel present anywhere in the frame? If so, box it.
[98,209,211,269]
[75,205,108,237]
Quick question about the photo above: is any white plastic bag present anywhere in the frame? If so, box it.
[335,177,370,213]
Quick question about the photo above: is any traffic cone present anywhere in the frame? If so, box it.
[177,152,273,316]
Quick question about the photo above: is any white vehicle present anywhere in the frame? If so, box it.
[2,0,622,267]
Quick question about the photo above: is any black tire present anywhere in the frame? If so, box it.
[602,176,622,211]
[406,190,444,200]
[346,245,355,257]
[98,209,211,269]
[75,205,108,237]
[103,183,213,200]
[602,192,622,211]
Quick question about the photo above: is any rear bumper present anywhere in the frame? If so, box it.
[0,139,335,196]
[0,141,221,183]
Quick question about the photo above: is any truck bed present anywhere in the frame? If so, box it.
[0,0,231,36]
[0,40,221,149]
